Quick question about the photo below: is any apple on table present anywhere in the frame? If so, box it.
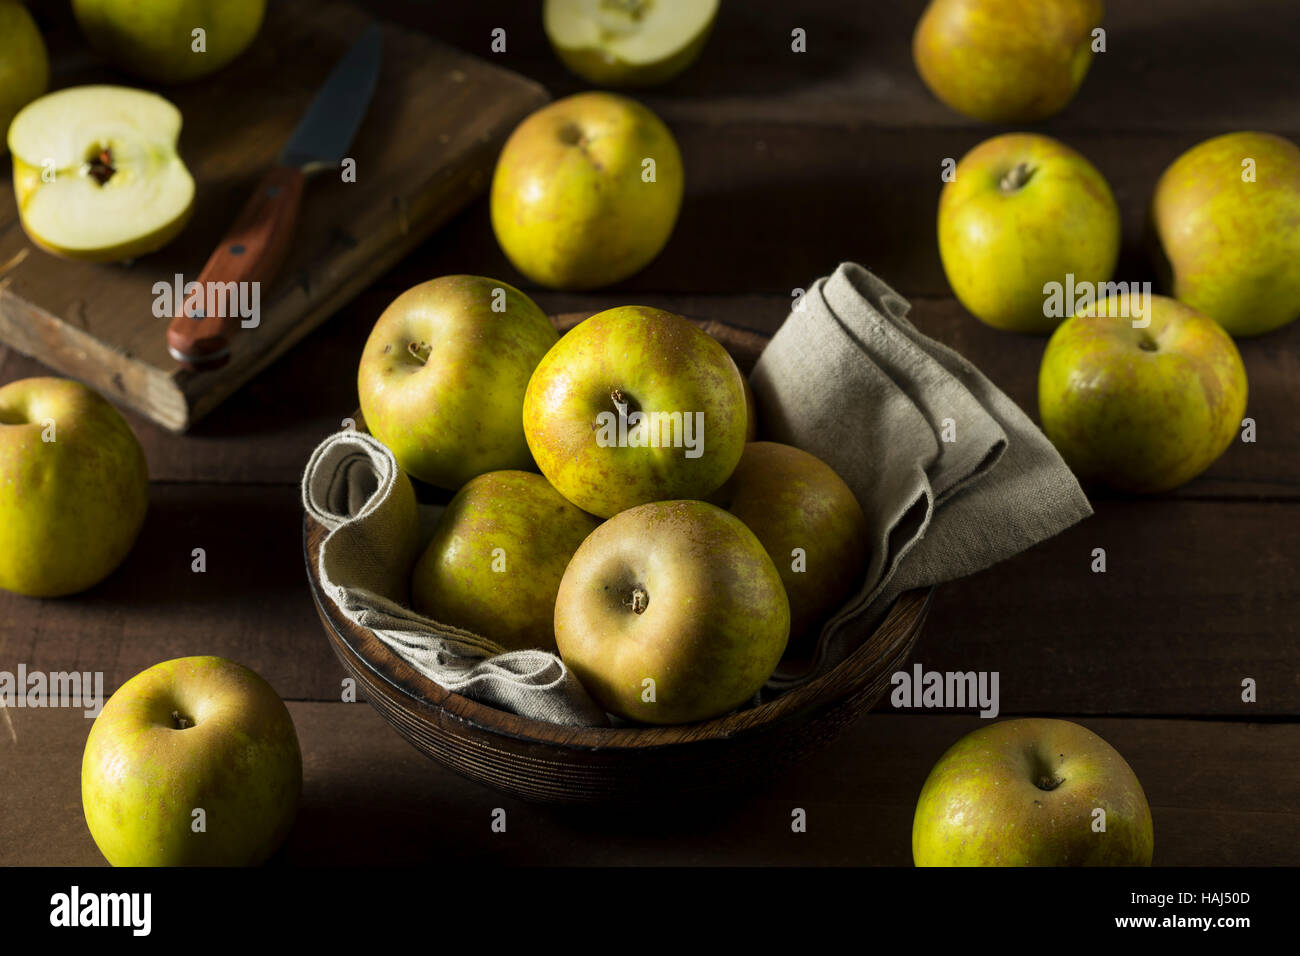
[0,377,149,598]
[1151,130,1300,338]
[913,718,1154,866]
[543,0,719,88]
[939,132,1120,334]
[1039,292,1248,493]
[491,92,684,290]
[82,656,302,866]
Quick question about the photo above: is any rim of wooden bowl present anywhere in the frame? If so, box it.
[302,313,932,751]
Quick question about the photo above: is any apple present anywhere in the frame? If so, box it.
[0,377,149,597]
[357,276,559,490]
[523,305,747,518]
[554,500,789,724]
[543,0,719,88]
[713,442,867,647]
[411,470,601,653]
[913,0,1103,123]
[0,1,48,158]
[490,92,683,290]
[939,132,1120,334]
[1151,131,1300,338]
[8,85,195,261]
[913,718,1154,866]
[82,656,301,866]
[72,0,266,85]
[1039,292,1248,493]
[740,374,759,442]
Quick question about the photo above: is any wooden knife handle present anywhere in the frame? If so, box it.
[166,164,305,370]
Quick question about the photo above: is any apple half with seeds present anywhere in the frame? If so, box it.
[8,85,195,262]
[543,0,720,87]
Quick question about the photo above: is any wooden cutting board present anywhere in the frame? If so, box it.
[0,0,547,431]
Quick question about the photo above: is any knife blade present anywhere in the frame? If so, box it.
[166,23,384,369]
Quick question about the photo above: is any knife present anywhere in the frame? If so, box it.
[166,23,384,370]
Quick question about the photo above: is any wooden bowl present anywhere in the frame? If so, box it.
[303,315,932,805]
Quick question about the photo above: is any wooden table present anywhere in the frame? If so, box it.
[2,0,1297,866]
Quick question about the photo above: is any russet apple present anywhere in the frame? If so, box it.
[913,718,1154,866]
[913,0,1103,123]
[82,656,302,867]
[490,92,683,290]
[939,132,1120,334]
[554,500,789,724]
[543,0,719,88]
[358,275,559,490]
[1039,292,1248,493]
[714,442,867,647]
[0,377,149,597]
[0,1,48,159]
[1151,131,1300,337]
[8,85,195,261]
[523,305,747,518]
[72,0,266,85]
[411,470,601,653]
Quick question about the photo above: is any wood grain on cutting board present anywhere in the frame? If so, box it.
[0,0,547,431]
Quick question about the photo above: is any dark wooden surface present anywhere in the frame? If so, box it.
[1,0,1297,865]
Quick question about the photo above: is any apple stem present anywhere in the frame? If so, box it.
[407,340,432,365]
[171,710,192,730]
[625,587,649,615]
[999,162,1035,193]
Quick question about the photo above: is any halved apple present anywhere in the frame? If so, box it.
[543,0,719,87]
[8,85,195,262]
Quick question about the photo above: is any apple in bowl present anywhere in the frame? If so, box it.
[357,275,559,490]
[82,656,302,867]
[913,718,1154,866]
[554,499,789,724]
[523,305,748,518]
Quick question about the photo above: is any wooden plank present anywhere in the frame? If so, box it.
[0,0,548,431]
[9,289,1292,497]
[370,0,1300,134]
[3,705,1294,865]
[913,498,1300,716]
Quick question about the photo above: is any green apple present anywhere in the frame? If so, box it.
[82,656,301,867]
[714,442,867,648]
[357,276,559,490]
[411,470,601,653]
[939,132,1120,333]
[1151,131,1300,338]
[543,0,719,88]
[913,718,1154,866]
[8,85,195,261]
[490,92,683,290]
[0,1,49,158]
[1039,292,1247,493]
[523,305,747,518]
[554,499,789,724]
[913,0,1103,123]
[72,0,266,85]
[0,377,149,597]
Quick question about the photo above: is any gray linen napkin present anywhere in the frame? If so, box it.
[302,431,608,726]
[300,262,1091,723]
[754,262,1093,687]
